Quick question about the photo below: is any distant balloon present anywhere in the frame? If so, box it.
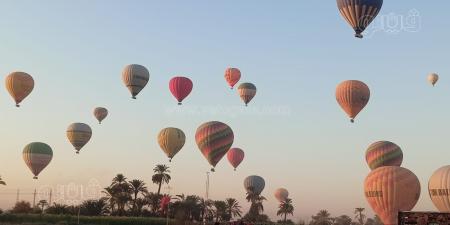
[93,107,108,124]
[428,165,450,212]
[66,123,92,154]
[336,80,370,123]
[169,76,193,105]
[274,188,289,202]
[195,121,234,171]
[366,141,403,170]
[23,142,53,179]
[237,83,257,106]
[227,148,245,171]
[428,73,439,87]
[5,71,34,107]
[244,175,265,195]
[225,68,241,89]
[122,64,150,99]
[364,166,421,225]
[158,127,186,162]
[336,0,383,38]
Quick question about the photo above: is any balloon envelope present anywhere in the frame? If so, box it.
[336,80,370,122]
[5,71,34,107]
[122,64,150,99]
[364,166,420,225]
[23,142,53,179]
[428,73,439,86]
[93,107,108,124]
[169,76,193,105]
[66,123,92,153]
[225,68,241,89]
[274,188,289,202]
[336,0,383,38]
[227,148,245,170]
[158,127,186,161]
[429,165,450,212]
[237,83,257,106]
[244,175,265,195]
[366,141,403,170]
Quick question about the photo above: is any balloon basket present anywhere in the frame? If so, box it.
[15,104,20,107]
[178,102,182,105]
[211,168,215,172]
[132,96,136,99]
[355,33,363,38]
[33,176,38,179]
[350,119,355,123]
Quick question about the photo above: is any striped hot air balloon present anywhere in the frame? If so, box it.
[122,64,150,99]
[93,107,108,124]
[274,188,289,202]
[428,73,439,87]
[365,141,403,170]
[225,68,241,89]
[23,142,53,179]
[169,76,193,105]
[158,127,186,162]
[244,175,265,195]
[195,121,234,171]
[336,80,370,123]
[336,0,383,38]
[227,148,245,171]
[5,71,34,107]
[428,165,450,212]
[237,83,257,106]
[66,123,92,154]
[364,166,421,225]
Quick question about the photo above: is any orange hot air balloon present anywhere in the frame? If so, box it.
[364,166,421,225]
[336,80,370,123]
[93,107,108,124]
[5,71,34,107]
[225,68,241,89]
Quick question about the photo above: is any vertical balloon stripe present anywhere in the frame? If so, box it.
[337,0,383,37]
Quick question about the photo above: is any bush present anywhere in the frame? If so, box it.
[10,201,33,214]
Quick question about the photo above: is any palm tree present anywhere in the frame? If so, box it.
[245,192,266,217]
[102,186,117,214]
[199,198,213,222]
[310,210,332,225]
[37,200,48,213]
[152,164,171,196]
[145,192,161,214]
[213,200,227,222]
[128,179,147,215]
[225,198,242,220]
[354,208,366,225]
[0,176,5,185]
[80,199,109,216]
[277,198,294,222]
[45,203,69,215]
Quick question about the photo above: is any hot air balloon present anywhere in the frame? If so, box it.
[122,64,150,99]
[157,127,186,162]
[237,83,256,106]
[5,71,34,107]
[227,148,244,171]
[23,142,53,179]
[364,166,421,225]
[93,107,108,124]
[336,80,370,123]
[195,121,234,171]
[66,123,92,154]
[274,188,289,202]
[365,141,403,170]
[169,76,193,105]
[428,165,450,212]
[428,73,439,87]
[244,175,265,195]
[336,0,383,38]
[225,68,241,89]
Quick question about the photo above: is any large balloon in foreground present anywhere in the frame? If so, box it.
[5,71,34,107]
[169,76,193,105]
[23,142,53,179]
[66,123,92,154]
[365,141,403,170]
[225,68,241,89]
[428,73,439,87]
[227,148,245,171]
[122,64,150,99]
[158,127,186,162]
[336,0,383,38]
[274,188,289,202]
[336,80,370,123]
[195,121,234,171]
[93,107,108,124]
[428,165,450,212]
[244,175,265,195]
[237,83,257,106]
[364,166,420,225]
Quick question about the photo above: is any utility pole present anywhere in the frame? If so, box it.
[33,189,37,208]
[165,185,172,225]
[49,189,52,205]
[16,189,19,203]
[203,171,210,225]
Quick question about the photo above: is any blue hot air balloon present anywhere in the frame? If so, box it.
[336,0,383,38]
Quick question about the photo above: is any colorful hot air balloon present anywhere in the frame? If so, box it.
[122,64,150,99]
[244,175,265,195]
[5,71,34,107]
[93,107,108,124]
[237,83,256,106]
[225,68,241,89]
[23,142,53,179]
[66,123,92,154]
[336,0,383,38]
[336,80,370,123]
[157,127,186,162]
[274,188,289,202]
[428,73,439,87]
[169,76,193,105]
[364,166,421,225]
[365,141,403,170]
[227,148,245,171]
[195,121,234,171]
[428,165,450,212]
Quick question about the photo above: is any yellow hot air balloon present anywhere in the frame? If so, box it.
[5,71,34,107]
[122,64,150,99]
[93,107,108,124]
[364,166,421,225]
[66,123,92,154]
[428,73,439,87]
[157,127,186,162]
[428,165,450,212]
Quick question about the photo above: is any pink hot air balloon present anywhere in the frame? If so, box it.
[225,68,241,89]
[169,76,193,105]
[227,148,244,171]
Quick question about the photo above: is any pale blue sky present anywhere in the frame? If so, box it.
[0,0,450,221]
